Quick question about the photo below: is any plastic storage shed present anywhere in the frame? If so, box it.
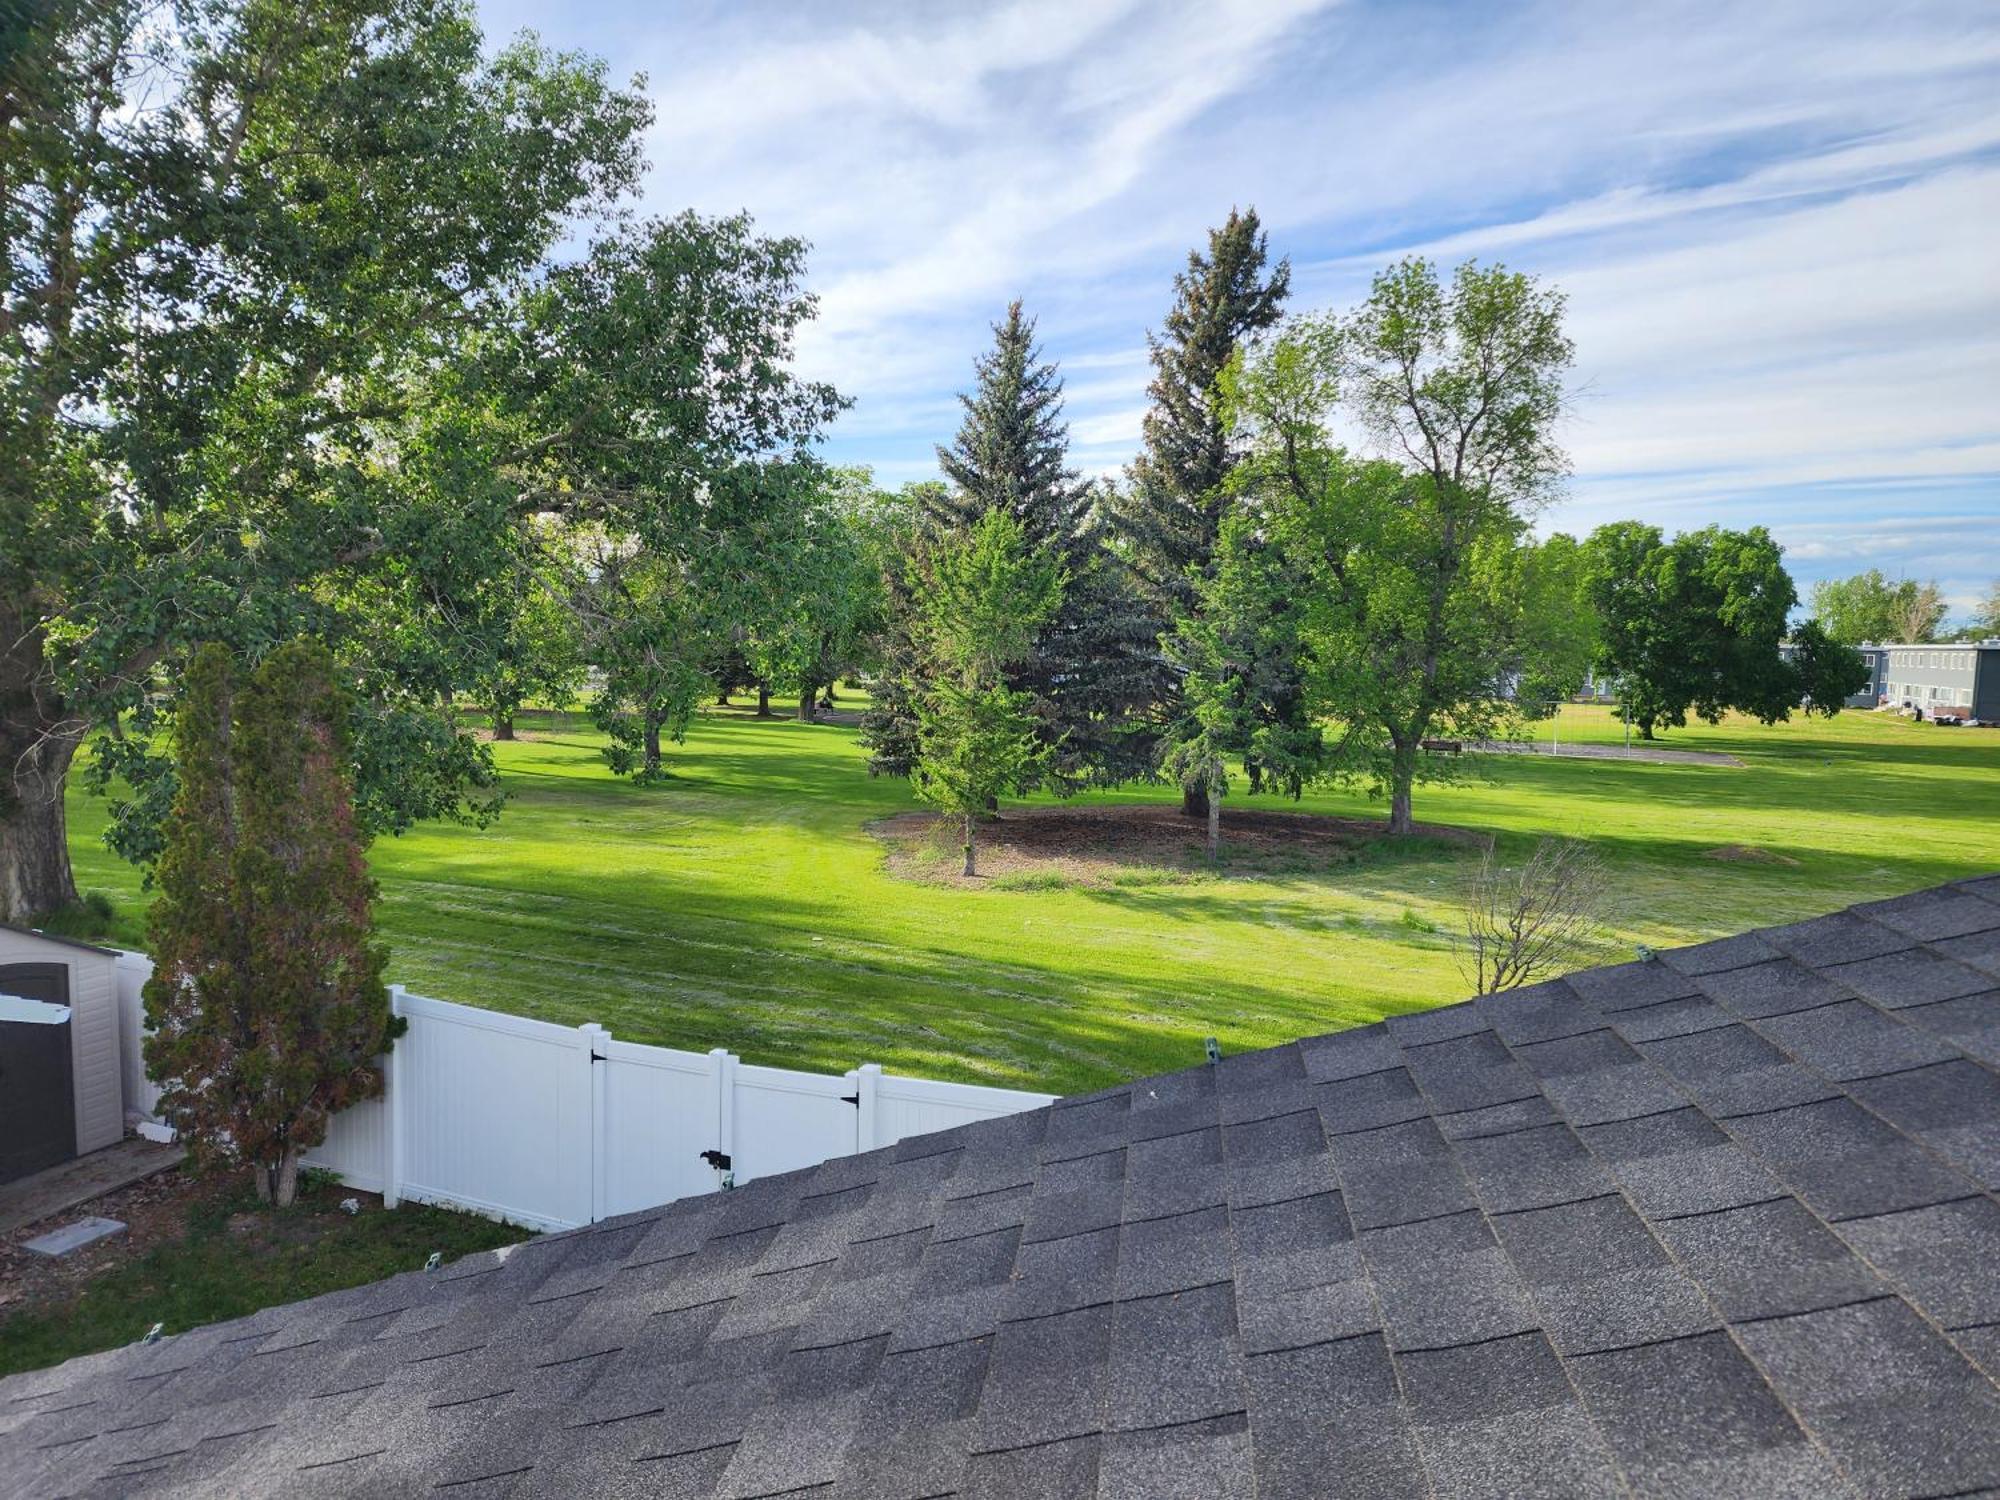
[0,925,125,1168]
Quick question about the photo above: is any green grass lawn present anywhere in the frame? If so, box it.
[65,703,2000,1097]
[0,1172,528,1380]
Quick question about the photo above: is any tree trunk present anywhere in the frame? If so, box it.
[798,682,816,722]
[1181,782,1209,819]
[492,711,515,741]
[1638,720,1656,741]
[716,686,731,706]
[643,712,663,776]
[0,731,81,924]
[254,1149,302,1207]
[1387,737,1418,836]
[755,683,772,717]
[1206,790,1220,864]
[962,812,975,877]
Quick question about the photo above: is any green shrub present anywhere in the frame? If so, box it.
[36,890,117,939]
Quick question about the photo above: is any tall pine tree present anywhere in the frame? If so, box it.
[864,303,1154,787]
[1119,209,1291,613]
[1114,209,1293,814]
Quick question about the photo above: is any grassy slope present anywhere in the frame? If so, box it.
[67,705,2000,1097]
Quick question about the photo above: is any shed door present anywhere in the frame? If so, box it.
[0,962,77,1182]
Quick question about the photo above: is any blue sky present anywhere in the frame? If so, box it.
[476,0,2000,618]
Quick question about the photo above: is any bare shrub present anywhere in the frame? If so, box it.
[1460,838,1609,995]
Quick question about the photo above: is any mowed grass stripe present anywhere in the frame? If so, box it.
[67,702,2000,1096]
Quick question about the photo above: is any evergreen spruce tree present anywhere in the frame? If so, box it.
[143,641,397,1208]
[1114,209,1294,814]
[1119,209,1291,613]
[864,305,1154,786]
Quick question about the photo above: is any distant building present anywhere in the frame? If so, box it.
[1850,644,1889,709]
[1870,639,2000,720]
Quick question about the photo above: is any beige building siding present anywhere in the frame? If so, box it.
[0,927,125,1156]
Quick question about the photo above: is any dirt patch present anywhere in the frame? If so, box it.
[872,803,1479,888]
[1703,844,1800,866]
[0,1164,381,1318]
[0,1163,202,1316]
[474,727,550,743]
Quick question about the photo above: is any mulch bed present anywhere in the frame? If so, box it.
[872,803,1479,888]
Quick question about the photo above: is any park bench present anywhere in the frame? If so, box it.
[1420,738,1462,754]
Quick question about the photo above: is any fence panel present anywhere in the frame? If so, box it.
[112,952,164,1128]
[597,1037,726,1215]
[305,1094,391,1192]
[728,1060,859,1184]
[392,993,593,1230]
[873,1072,1059,1150]
[111,949,1058,1230]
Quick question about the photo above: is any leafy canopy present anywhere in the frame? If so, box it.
[2,0,652,916]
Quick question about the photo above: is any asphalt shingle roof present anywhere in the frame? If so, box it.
[5,877,2000,1498]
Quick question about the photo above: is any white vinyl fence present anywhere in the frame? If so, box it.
[113,953,1055,1231]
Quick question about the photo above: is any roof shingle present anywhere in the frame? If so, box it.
[5,877,2000,1498]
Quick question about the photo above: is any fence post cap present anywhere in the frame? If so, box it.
[858,1062,884,1078]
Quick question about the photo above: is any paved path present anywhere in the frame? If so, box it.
[1469,739,1744,767]
[0,1138,182,1236]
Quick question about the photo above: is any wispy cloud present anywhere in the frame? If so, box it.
[476,0,2000,612]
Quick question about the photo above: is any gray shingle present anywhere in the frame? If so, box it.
[1734,1295,2000,1497]
[1243,1336,1424,1500]
[1566,1332,1845,1498]
[1724,1094,1980,1219]
[1828,947,1994,1008]
[8,878,2000,1500]
[1098,1413,1253,1500]
[972,1304,1112,1452]
[1452,1122,1616,1214]
[1834,1195,2000,1331]
[1104,1282,1244,1431]
[1893,988,2000,1067]
[1844,1056,2000,1187]
[1395,1331,1625,1498]
[1855,888,2000,941]
[1653,1197,1883,1323]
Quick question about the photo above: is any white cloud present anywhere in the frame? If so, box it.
[478,0,2000,600]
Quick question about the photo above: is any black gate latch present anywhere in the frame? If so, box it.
[700,1149,731,1171]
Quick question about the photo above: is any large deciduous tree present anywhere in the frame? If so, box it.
[1226,259,1579,835]
[1582,522,1801,738]
[0,0,650,921]
[1809,570,1948,645]
[517,213,845,781]
[1788,618,1872,715]
[751,468,893,722]
[909,511,1065,877]
[143,641,396,1208]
